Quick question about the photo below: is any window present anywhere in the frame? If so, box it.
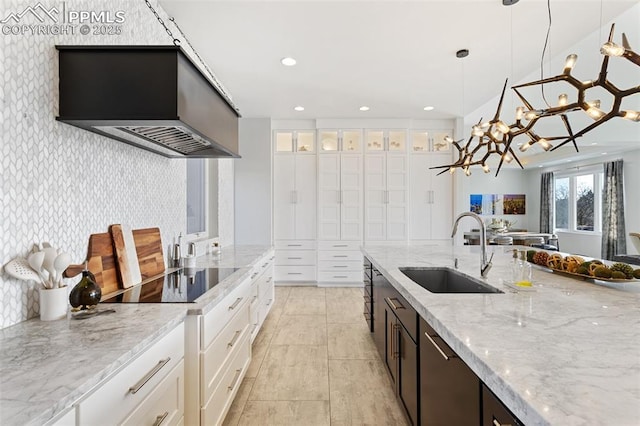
[186,158,206,235]
[554,168,603,232]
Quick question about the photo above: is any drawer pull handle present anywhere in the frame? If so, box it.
[262,262,269,267]
[252,295,258,303]
[128,357,171,394]
[266,299,273,306]
[152,411,169,426]
[229,297,243,310]
[333,265,348,268]
[270,256,275,260]
[287,244,302,247]
[251,272,259,279]
[228,330,242,348]
[228,369,242,391]
[385,297,405,310]
[424,332,456,361]
[287,272,302,275]
[333,275,348,278]
[333,255,348,258]
[493,419,512,426]
[288,257,302,260]
[334,244,348,247]
[266,277,272,282]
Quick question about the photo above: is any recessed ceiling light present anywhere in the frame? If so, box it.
[538,165,543,168]
[591,142,598,145]
[281,57,297,66]
[602,152,607,155]
[359,106,370,111]
[423,106,434,111]
[566,159,572,162]
[294,106,304,111]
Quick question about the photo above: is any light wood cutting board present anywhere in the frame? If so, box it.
[132,227,165,279]
[110,224,142,289]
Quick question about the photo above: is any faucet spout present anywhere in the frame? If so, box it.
[451,212,492,278]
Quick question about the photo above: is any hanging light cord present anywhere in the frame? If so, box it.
[540,0,552,107]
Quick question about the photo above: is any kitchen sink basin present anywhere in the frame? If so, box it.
[399,267,503,294]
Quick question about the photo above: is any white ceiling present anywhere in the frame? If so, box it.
[159,0,639,166]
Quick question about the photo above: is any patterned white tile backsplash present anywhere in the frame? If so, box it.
[0,0,234,328]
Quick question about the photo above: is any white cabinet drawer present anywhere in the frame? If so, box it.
[202,279,250,348]
[201,301,250,404]
[318,270,363,283]
[275,240,316,250]
[257,274,274,297]
[274,266,317,281]
[275,250,316,265]
[318,260,363,271]
[317,241,361,251]
[121,359,184,426]
[318,250,362,262]
[258,287,275,325]
[201,330,251,426]
[77,323,185,426]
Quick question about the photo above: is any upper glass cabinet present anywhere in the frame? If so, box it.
[411,130,453,152]
[319,130,362,152]
[274,130,315,153]
[366,130,406,152]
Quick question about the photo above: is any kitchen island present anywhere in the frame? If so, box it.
[0,245,272,426]
[363,244,640,425]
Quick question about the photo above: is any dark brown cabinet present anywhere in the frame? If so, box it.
[383,287,419,425]
[372,266,389,360]
[420,317,480,425]
[482,384,523,426]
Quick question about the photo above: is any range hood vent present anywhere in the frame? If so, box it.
[56,46,241,158]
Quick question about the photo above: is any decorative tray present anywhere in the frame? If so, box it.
[529,262,639,283]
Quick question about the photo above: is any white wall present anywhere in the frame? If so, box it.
[234,118,272,245]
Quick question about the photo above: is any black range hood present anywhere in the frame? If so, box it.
[56,46,240,158]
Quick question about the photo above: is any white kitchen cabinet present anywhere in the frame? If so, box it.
[274,130,315,153]
[318,129,362,152]
[364,153,408,241]
[411,129,453,152]
[274,240,316,282]
[273,154,316,240]
[366,130,407,152]
[76,322,185,426]
[249,252,275,341]
[409,153,453,241]
[47,407,75,426]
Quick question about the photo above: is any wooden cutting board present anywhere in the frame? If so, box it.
[64,232,119,296]
[132,227,165,279]
[110,224,142,289]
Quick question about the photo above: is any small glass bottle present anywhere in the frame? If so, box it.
[510,249,520,283]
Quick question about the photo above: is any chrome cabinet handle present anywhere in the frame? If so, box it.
[333,255,348,258]
[128,357,171,394]
[287,272,302,275]
[152,411,169,426]
[385,297,405,310]
[333,275,348,278]
[266,299,273,306]
[228,330,242,348]
[288,257,302,259]
[286,244,301,247]
[493,418,512,426]
[333,265,348,268]
[251,272,259,279]
[228,369,242,391]
[228,297,243,310]
[424,332,456,361]
[334,244,348,247]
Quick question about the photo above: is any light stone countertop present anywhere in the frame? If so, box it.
[362,244,640,426]
[0,245,273,426]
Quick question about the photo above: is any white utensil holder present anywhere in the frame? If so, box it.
[39,286,68,321]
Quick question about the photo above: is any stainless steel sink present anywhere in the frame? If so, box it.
[399,267,503,294]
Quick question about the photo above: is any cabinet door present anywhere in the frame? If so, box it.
[318,154,341,240]
[482,384,523,426]
[365,154,387,240]
[372,268,387,360]
[420,318,480,425]
[274,131,294,153]
[384,306,397,385]
[273,155,296,240]
[319,130,339,152]
[340,154,363,240]
[398,324,418,426]
[409,155,432,240]
[386,154,408,241]
[294,155,317,240]
[428,153,453,240]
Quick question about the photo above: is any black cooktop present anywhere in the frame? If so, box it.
[102,267,239,303]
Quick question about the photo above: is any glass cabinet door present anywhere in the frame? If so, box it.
[411,131,429,152]
[431,131,452,152]
[342,130,361,152]
[320,131,339,152]
[388,131,406,151]
[296,131,315,152]
[275,131,294,152]
[366,131,384,151]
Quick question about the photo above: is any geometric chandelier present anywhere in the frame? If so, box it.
[435,23,639,177]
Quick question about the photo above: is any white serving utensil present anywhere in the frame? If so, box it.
[53,252,72,288]
[3,257,45,286]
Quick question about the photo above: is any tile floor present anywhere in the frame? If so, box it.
[223,286,409,426]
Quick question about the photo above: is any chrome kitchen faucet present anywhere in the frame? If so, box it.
[451,212,493,278]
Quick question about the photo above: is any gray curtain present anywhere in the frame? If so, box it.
[540,172,554,233]
[601,160,627,260]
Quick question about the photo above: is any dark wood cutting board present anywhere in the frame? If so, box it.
[132,227,165,279]
[64,232,119,296]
